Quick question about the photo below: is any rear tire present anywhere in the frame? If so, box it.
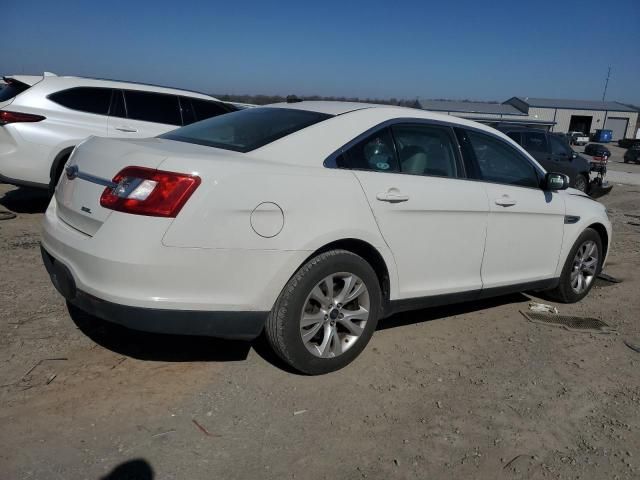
[547,228,602,303]
[265,249,382,375]
[48,154,70,196]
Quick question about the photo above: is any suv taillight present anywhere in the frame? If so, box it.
[0,110,46,125]
[100,166,201,217]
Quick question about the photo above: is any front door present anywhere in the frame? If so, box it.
[345,124,489,299]
[459,128,565,288]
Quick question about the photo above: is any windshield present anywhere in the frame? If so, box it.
[161,107,332,152]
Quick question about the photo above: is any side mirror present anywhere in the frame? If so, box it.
[544,172,570,191]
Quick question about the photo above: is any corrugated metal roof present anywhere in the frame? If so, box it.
[508,97,638,112]
[418,99,525,116]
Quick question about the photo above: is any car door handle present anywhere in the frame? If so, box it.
[495,196,517,207]
[376,190,409,203]
[115,126,138,133]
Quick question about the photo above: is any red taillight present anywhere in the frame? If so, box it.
[100,166,201,217]
[0,110,46,125]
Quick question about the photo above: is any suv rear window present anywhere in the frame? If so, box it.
[0,81,31,102]
[161,107,332,152]
[49,87,112,115]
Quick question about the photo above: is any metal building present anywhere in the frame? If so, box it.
[419,97,639,140]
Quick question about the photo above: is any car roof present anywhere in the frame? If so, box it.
[251,101,545,170]
[5,73,220,101]
[496,125,549,134]
[264,101,382,115]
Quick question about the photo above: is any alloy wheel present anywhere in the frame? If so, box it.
[299,272,370,358]
[570,240,598,294]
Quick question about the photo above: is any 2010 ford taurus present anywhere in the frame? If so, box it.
[41,101,611,374]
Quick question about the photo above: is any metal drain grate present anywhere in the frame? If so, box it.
[521,311,615,333]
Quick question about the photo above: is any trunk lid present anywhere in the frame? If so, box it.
[55,136,170,235]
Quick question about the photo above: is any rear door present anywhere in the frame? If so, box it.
[457,128,565,288]
[348,123,489,299]
[107,90,182,138]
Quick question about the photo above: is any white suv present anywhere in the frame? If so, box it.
[0,72,235,191]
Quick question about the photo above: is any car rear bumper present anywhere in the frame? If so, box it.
[41,197,310,338]
[41,246,267,339]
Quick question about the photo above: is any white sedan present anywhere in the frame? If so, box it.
[41,101,611,374]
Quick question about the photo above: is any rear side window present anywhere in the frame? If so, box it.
[463,129,540,188]
[522,131,549,153]
[392,124,459,177]
[124,90,181,125]
[342,128,399,172]
[49,87,112,115]
[0,81,31,102]
[161,107,331,152]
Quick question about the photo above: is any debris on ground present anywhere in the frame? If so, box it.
[623,340,640,353]
[597,272,622,283]
[192,419,216,437]
[293,409,308,416]
[22,358,68,381]
[0,210,17,221]
[521,311,616,333]
[528,302,558,314]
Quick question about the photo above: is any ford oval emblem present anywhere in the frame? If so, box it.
[65,165,79,180]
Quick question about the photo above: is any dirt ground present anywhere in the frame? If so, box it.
[0,182,638,480]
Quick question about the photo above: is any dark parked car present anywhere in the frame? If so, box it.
[584,143,611,157]
[618,138,640,148]
[498,127,592,192]
[624,144,640,164]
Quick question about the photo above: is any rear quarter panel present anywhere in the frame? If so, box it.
[160,157,399,296]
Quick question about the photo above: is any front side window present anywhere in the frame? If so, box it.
[179,97,231,125]
[549,135,570,156]
[522,131,549,153]
[342,128,399,172]
[464,129,540,188]
[161,107,331,152]
[124,90,181,125]
[391,124,458,177]
[49,87,112,115]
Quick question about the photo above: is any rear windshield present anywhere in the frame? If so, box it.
[0,81,31,102]
[160,107,332,152]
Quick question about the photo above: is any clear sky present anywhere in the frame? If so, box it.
[2,0,639,104]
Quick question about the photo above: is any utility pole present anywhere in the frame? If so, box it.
[602,66,611,101]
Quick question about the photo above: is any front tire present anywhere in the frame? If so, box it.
[265,250,382,375]
[547,228,602,303]
[574,174,588,193]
